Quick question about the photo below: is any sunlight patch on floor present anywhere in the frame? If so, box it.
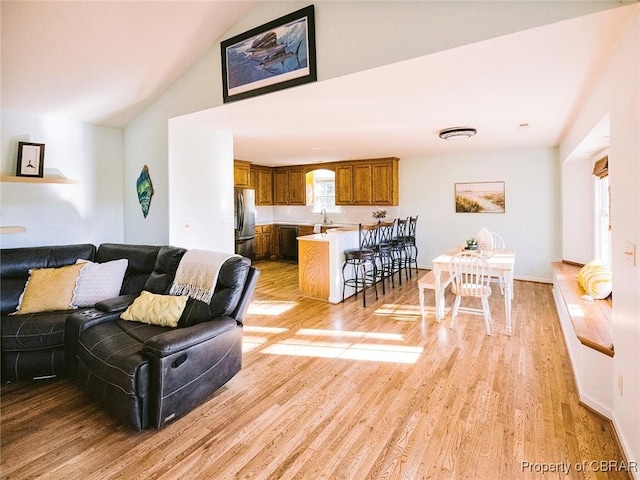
[242,335,268,353]
[295,328,404,342]
[244,325,289,334]
[567,303,585,317]
[261,341,422,364]
[248,300,297,315]
[374,303,422,322]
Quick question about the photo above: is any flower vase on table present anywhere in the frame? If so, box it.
[465,237,478,251]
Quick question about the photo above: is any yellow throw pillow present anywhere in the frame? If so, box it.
[121,291,188,328]
[577,260,612,300]
[15,263,84,314]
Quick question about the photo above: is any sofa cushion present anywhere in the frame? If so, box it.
[143,246,187,294]
[15,263,84,314]
[208,256,251,318]
[0,244,96,314]
[1,310,71,351]
[76,320,152,398]
[95,243,161,295]
[121,291,188,327]
[177,298,212,327]
[73,259,129,307]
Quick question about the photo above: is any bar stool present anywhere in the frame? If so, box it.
[390,218,409,284]
[405,215,419,277]
[342,224,379,307]
[373,219,396,293]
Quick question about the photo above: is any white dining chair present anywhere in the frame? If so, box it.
[490,231,505,249]
[449,251,493,335]
[489,231,506,294]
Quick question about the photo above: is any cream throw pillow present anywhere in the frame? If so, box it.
[577,260,612,300]
[121,291,188,328]
[15,263,84,314]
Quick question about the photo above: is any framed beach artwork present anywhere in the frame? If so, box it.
[221,5,317,103]
[455,181,505,213]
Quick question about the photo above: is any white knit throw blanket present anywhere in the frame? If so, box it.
[169,250,238,303]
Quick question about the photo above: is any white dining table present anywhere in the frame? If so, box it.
[431,249,516,335]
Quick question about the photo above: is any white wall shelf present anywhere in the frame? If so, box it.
[0,226,26,234]
[1,175,77,184]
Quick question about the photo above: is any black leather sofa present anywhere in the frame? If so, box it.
[0,243,259,430]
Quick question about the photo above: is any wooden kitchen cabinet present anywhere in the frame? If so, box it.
[234,160,251,188]
[250,165,274,205]
[335,157,398,206]
[371,159,398,205]
[335,165,354,205]
[254,224,273,259]
[274,167,306,205]
[298,225,314,236]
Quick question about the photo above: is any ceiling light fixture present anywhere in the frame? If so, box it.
[438,127,477,140]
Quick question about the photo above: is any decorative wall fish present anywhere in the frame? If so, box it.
[136,164,154,218]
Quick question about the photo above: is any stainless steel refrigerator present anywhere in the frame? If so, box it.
[234,188,256,260]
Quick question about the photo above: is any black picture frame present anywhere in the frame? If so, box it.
[221,5,317,103]
[16,142,45,178]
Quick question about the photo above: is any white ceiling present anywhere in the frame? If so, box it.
[1,1,257,127]
[2,2,631,165]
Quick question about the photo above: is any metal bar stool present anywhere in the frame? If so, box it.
[342,224,379,307]
[390,218,409,284]
[374,219,396,293]
[405,215,419,277]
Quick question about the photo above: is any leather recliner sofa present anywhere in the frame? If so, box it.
[0,243,259,430]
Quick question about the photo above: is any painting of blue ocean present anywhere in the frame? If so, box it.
[226,17,310,92]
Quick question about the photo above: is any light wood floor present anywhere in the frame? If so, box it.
[1,261,630,479]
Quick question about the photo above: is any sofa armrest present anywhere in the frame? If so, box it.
[142,317,238,358]
[95,294,138,313]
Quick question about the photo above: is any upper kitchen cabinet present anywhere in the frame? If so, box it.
[250,165,274,206]
[335,157,399,206]
[234,160,251,188]
[274,167,306,205]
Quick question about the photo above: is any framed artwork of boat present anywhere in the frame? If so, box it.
[221,5,317,103]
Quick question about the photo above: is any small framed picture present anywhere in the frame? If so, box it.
[16,142,45,178]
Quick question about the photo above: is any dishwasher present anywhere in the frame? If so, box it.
[279,225,299,260]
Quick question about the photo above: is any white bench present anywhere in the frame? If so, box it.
[417,270,452,317]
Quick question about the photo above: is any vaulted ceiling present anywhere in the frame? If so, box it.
[3,2,633,165]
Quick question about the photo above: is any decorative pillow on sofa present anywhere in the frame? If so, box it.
[14,263,85,315]
[577,260,612,300]
[120,291,188,327]
[73,259,128,307]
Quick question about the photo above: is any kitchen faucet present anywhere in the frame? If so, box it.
[321,208,328,224]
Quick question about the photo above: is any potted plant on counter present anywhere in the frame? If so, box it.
[372,209,387,223]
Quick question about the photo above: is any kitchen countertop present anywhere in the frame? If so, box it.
[256,221,357,228]
[298,233,330,242]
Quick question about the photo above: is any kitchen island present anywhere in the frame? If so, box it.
[297,227,361,303]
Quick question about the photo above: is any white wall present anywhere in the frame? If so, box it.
[560,6,640,468]
[562,157,595,264]
[168,120,235,252]
[122,1,624,245]
[1,110,124,248]
[400,147,561,282]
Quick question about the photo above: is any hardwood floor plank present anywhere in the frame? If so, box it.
[0,260,631,479]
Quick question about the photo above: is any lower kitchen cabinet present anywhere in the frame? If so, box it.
[255,225,273,260]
